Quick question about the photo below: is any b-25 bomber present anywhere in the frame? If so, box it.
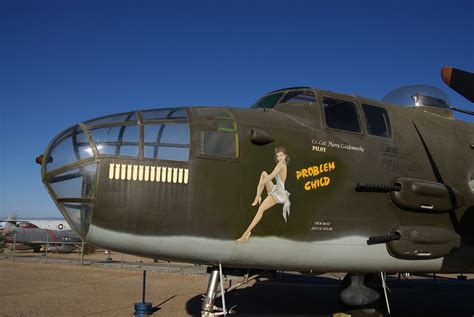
[37,66,474,315]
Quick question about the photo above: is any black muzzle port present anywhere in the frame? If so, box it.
[367,231,401,245]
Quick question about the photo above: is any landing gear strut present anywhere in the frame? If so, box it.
[201,264,235,316]
[201,267,221,316]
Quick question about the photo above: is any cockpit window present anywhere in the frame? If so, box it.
[44,108,191,175]
[49,164,97,199]
[144,124,190,161]
[323,97,361,133]
[85,112,138,127]
[141,108,187,120]
[90,125,140,157]
[362,104,391,138]
[251,92,284,109]
[252,90,317,109]
[280,91,316,104]
[46,126,93,172]
[194,108,232,118]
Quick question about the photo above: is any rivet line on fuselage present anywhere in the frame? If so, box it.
[108,163,189,184]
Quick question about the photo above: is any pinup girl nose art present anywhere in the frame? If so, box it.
[238,146,291,241]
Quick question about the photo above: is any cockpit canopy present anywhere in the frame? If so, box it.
[44,108,190,174]
[253,85,453,112]
[251,87,317,109]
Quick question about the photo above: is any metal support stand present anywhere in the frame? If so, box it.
[201,265,234,316]
[12,231,16,262]
[134,270,153,316]
[80,241,84,266]
[380,272,391,315]
[106,250,112,262]
[45,233,49,264]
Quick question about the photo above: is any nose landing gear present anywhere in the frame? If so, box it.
[340,273,391,315]
[201,265,236,316]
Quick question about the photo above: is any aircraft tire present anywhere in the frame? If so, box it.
[339,273,385,311]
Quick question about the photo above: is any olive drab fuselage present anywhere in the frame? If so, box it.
[41,87,474,273]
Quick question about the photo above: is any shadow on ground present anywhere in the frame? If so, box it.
[185,273,474,317]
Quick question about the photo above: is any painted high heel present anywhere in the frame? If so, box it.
[237,231,252,242]
[251,197,261,206]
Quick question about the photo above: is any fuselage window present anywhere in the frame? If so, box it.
[199,109,238,159]
[90,125,140,157]
[201,131,237,158]
[144,123,190,161]
[280,91,316,104]
[362,104,392,138]
[322,97,361,133]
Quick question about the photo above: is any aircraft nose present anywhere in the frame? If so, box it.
[40,124,97,240]
[40,108,191,241]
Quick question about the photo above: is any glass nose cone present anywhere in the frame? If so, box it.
[47,165,97,239]
[44,125,94,173]
[42,124,97,240]
[61,202,93,239]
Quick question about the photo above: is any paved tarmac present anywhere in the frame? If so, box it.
[1,252,474,316]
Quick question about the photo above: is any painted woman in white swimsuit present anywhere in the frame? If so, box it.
[237,146,291,241]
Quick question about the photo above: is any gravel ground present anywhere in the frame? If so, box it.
[1,254,474,317]
[0,261,206,316]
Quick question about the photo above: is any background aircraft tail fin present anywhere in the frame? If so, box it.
[1,213,18,230]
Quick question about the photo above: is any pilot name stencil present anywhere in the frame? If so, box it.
[311,139,364,153]
[295,161,336,191]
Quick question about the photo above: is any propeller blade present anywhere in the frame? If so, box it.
[441,66,474,103]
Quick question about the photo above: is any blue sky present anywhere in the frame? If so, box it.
[1,1,473,218]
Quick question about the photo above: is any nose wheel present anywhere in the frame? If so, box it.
[340,273,391,315]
